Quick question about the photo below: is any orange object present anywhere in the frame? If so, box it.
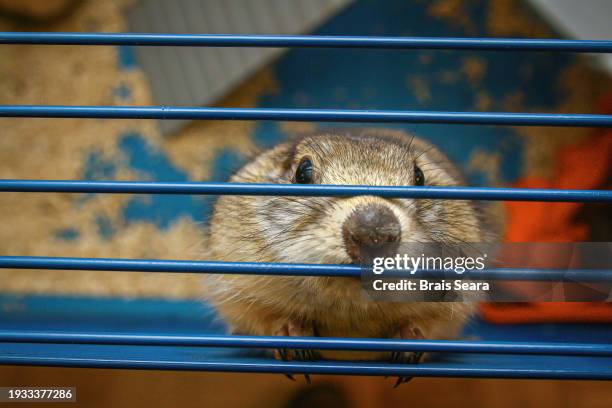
[480,97,612,324]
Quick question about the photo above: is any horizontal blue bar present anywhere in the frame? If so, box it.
[1,32,612,53]
[0,256,358,277]
[1,180,611,202]
[1,353,610,380]
[1,105,611,126]
[1,256,611,282]
[1,331,610,357]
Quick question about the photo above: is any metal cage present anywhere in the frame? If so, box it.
[0,32,611,380]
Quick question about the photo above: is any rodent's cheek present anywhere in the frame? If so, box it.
[315,205,358,264]
[257,198,350,264]
[392,205,427,244]
[270,225,350,264]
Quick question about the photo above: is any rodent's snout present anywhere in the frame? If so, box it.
[342,203,401,263]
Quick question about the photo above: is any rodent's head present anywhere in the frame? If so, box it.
[210,129,483,267]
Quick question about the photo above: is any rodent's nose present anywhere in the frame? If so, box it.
[342,203,401,263]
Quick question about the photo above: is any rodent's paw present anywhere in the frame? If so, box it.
[272,321,319,363]
[389,324,425,387]
[272,321,318,384]
[394,324,425,342]
[274,321,315,338]
[391,324,425,362]
[389,350,423,388]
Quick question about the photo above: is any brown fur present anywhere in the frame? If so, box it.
[204,129,487,360]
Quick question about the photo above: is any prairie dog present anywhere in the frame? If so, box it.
[204,129,486,361]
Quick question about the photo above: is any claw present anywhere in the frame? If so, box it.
[295,350,314,383]
[388,350,418,387]
[412,351,424,364]
[388,350,418,388]
[277,348,298,381]
[389,324,426,387]
[393,376,413,388]
[274,321,319,384]
[293,347,319,363]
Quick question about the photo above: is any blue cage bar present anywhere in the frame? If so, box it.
[2,32,612,52]
[1,105,612,126]
[1,331,611,357]
[1,351,610,380]
[1,180,611,202]
[1,256,612,282]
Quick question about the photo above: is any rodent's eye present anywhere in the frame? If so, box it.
[294,157,314,184]
[414,165,425,186]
